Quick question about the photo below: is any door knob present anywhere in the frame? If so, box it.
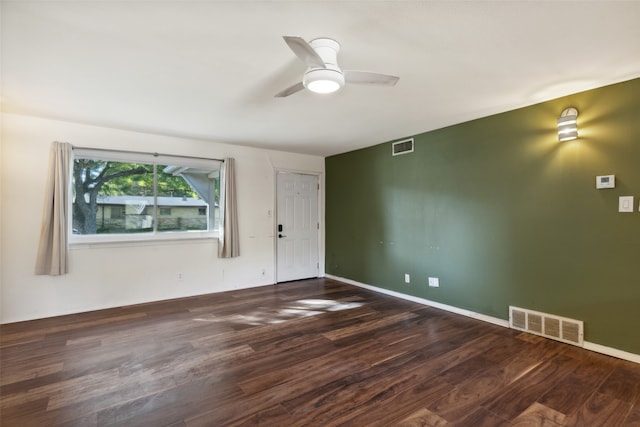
[278,234,286,238]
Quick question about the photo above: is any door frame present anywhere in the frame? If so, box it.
[274,168,324,283]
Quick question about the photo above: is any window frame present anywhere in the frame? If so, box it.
[69,148,221,246]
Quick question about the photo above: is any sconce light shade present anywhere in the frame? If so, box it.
[558,107,579,141]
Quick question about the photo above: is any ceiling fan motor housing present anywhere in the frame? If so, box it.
[309,38,341,69]
[303,38,344,93]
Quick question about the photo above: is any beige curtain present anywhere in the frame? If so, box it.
[218,158,240,258]
[35,142,72,275]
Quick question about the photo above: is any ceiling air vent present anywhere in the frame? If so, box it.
[392,138,414,156]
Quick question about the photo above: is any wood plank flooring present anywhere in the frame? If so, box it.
[1,278,639,426]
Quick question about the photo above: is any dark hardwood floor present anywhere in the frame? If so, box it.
[1,278,639,426]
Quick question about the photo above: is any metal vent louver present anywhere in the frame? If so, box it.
[527,314,543,334]
[509,306,583,347]
[562,321,581,344]
[511,309,526,329]
[544,317,560,339]
[392,138,414,156]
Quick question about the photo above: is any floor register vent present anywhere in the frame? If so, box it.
[509,306,584,347]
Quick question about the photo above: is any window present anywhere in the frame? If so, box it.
[71,149,221,242]
[110,206,124,219]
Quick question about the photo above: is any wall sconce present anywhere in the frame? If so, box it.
[558,107,579,141]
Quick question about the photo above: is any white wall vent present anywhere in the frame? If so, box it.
[392,138,414,156]
[509,306,584,347]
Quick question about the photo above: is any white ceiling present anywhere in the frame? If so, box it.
[2,1,640,157]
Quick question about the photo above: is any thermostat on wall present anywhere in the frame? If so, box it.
[596,175,615,189]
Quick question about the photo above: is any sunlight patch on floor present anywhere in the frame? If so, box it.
[193,299,364,326]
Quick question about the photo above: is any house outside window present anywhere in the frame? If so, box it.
[71,149,221,243]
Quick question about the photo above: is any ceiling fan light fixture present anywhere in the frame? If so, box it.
[303,68,345,94]
[275,35,399,97]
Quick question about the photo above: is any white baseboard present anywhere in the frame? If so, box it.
[325,274,508,327]
[583,341,640,364]
[324,274,639,365]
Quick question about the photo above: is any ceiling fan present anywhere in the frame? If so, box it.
[275,36,399,97]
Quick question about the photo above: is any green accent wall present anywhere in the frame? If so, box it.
[326,78,640,355]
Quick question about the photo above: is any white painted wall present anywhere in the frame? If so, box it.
[0,113,325,323]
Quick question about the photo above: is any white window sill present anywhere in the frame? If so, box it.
[69,231,218,250]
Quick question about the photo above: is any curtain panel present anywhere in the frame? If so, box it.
[218,158,240,258]
[35,141,72,275]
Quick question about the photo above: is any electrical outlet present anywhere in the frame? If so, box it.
[404,274,410,284]
[428,277,439,288]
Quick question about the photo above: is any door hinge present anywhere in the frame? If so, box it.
[317,222,319,230]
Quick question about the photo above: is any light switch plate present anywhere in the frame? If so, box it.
[619,196,634,212]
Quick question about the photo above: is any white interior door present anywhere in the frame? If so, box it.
[276,172,319,282]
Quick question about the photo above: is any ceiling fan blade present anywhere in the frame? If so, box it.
[344,70,399,86]
[275,81,305,98]
[283,36,325,69]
